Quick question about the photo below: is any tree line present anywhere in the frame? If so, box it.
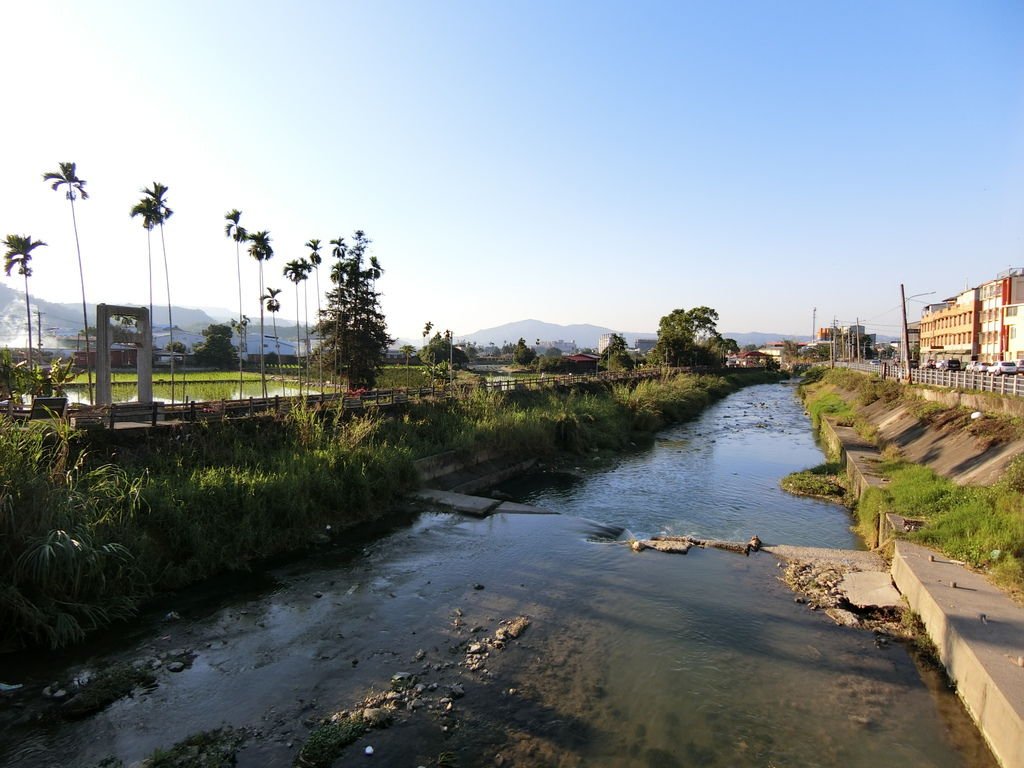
[3,162,392,403]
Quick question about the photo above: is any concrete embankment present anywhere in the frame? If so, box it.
[892,542,1024,768]
[823,414,1024,768]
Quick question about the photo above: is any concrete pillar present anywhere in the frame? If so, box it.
[95,305,153,405]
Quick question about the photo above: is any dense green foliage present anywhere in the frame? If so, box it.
[192,323,239,368]
[649,306,736,367]
[512,337,536,366]
[0,420,147,649]
[781,463,851,503]
[316,231,392,388]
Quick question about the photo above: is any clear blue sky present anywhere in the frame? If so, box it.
[2,1,1023,342]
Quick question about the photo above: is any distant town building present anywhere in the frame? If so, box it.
[536,339,577,354]
[918,268,1024,363]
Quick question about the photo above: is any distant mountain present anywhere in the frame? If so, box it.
[450,320,823,351]
[453,319,655,350]
[0,283,230,344]
[723,331,808,347]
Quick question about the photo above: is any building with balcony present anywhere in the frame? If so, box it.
[919,289,979,363]
[978,269,1024,361]
[918,268,1024,363]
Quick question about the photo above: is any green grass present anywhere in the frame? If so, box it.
[780,463,851,503]
[70,370,266,384]
[857,459,1024,594]
[297,717,367,767]
[799,367,1024,595]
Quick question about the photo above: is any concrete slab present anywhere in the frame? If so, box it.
[494,501,557,515]
[841,571,902,608]
[414,489,501,518]
[763,545,886,571]
[893,541,1024,768]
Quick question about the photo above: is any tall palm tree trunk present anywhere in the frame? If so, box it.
[295,285,302,398]
[236,241,244,398]
[23,273,32,365]
[314,270,322,393]
[258,263,267,398]
[272,314,280,379]
[147,232,154,336]
[68,196,93,403]
[302,282,310,394]
[159,223,175,403]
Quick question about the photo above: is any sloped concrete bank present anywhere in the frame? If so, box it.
[820,412,1024,768]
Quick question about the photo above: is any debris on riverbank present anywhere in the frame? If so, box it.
[84,727,250,768]
[295,614,532,767]
[773,550,905,635]
[629,533,909,635]
[629,534,764,557]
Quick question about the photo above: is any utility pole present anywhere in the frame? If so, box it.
[900,283,912,382]
[811,307,817,345]
[35,309,43,350]
[855,317,860,362]
[830,319,836,368]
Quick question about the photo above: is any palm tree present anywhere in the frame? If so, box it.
[225,210,248,398]
[284,259,308,396]
[145,183,175,402]
[263,287,282,381]
[129,196,158,334]
[43,162,93,402]
[3,235,47,365]
[305,238,323,392]
[131,183,175,401]
[328,236,347,378]
[247,230,273,398]
[400,343,416,386]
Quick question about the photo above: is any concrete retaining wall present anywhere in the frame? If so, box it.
[413,448,502,482]
[814,399,1023,767]
[892,542,1024,768]
[916,387,1024,418]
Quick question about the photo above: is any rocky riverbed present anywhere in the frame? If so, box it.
[0,510,996,768]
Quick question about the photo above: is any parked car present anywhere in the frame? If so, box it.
[945,359,961,372]
[992,361,1018,376]
[1016,360,1024,373]
[971,361,990,373]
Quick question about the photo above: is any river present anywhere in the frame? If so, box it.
[0,381,995,767]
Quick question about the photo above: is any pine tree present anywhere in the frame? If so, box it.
[317,231,392,389]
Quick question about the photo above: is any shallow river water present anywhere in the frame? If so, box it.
[0,382,996,767]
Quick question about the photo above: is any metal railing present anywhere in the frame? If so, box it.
[838,361,1024,397]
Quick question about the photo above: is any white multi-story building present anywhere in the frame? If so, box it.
[978,268,1024,362]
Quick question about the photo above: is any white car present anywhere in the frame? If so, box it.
[992,361,1018,376]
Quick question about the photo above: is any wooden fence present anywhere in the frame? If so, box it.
[7,367,691,430]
